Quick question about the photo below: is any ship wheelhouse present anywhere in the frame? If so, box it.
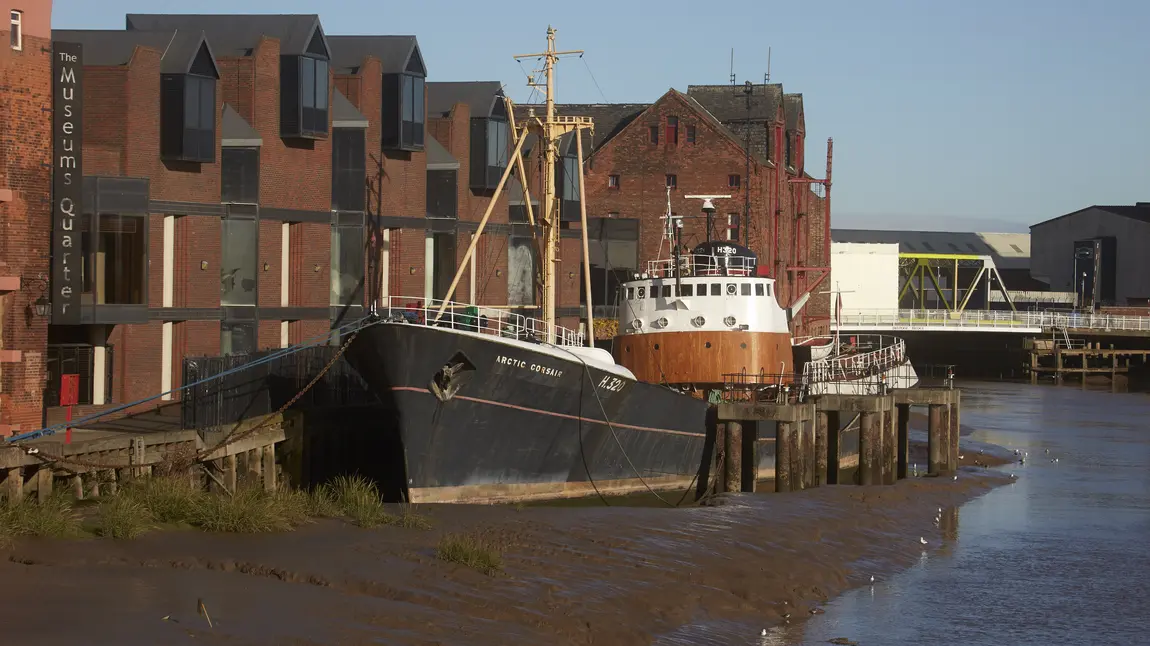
[611,242,794,388]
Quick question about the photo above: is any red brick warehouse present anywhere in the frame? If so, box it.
[15,13,569,426]
[517,82,833,336]
[1,0,54,435]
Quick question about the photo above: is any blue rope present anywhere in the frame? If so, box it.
[5,315,377,444]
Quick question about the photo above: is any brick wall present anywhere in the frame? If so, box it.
[0,32,53,432]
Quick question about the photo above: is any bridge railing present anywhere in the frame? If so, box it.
[835,309,1150,333]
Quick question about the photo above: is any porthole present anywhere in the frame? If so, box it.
[724,315,737,327]
[656,317,669,328]
[654,343,660,350]
[740,342,747,349]
[726,284,737,295]
[631,319,644,330]
[691,316,706,327]
[705,341,712,349]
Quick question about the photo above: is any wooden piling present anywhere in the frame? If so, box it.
[36,467,53,502]
[940,404,954,475]
[859,412,878,486]
[71,474,83,500]
[6,468,23,507]
[776,421,794,493]
[927,404,944,476]
[740,421,758,492]
[883,407,897,485]
[262,444,276,492]
[896,403,911,479]
[826,410,841,485]
[724,422,742,494]
[815,411,829,486]
[792,421,805,490]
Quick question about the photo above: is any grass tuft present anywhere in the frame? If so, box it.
[123,476,205,525]
[96,495,155,539]
[392,502,432,530]
[435,532,504,576]
[190,487,293,533]
[328,475,395,528]
[1,492,83,539]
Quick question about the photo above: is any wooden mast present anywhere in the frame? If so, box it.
[515,27,592,344]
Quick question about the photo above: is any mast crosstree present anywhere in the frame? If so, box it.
[434,27,595,346]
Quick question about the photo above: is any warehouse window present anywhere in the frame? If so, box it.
[221,217,257,306]
[665,174,677,189]
[686,125,696,144]
[666,116,679,145]
[649,125,659,145]
[331,223,365,306]
[10,10,21,51]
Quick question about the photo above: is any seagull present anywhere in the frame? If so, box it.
[869,575,875,583]
[953,475,958,481]
[920,537,928,545]
[761,629,767,636]
[1045,449,1050,454]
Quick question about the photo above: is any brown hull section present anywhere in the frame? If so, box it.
[613,331,794,385]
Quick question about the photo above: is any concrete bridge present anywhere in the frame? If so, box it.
[833,309,1150,337]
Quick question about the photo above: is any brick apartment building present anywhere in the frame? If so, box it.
[1,0,53,434]
[516,83,832,336]
[0,11,590,431]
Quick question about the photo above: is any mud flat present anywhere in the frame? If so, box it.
[0,457,1012,646]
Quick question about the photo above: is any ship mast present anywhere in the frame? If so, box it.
[515,27,592,343]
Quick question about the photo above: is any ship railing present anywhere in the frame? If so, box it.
[802,335,908,385]
[719,372,812,405]
[378,296,585,347]
[644,253,758,279]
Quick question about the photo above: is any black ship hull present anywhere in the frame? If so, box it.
[344,322,709,503]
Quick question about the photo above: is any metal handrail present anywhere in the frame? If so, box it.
[803,336,907,384]
[644,253,758,279]
[834,309,1150,333]
[379,296,585,347]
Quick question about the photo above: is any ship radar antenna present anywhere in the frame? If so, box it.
[684,194,731,246]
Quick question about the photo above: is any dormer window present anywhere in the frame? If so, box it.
[383,72,425,151]
[281,27,331,139]
[469,117,509,190]
[160,42,219,163]
[558,153,581,222]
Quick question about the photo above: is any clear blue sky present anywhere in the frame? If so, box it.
[53,0,1149,233]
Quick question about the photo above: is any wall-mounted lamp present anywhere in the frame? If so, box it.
[200,260,208,270]
[313,264,321,273]
[495,269,503,277]
[23,274,49,324]
[263,261,270,272]
[568,271,575,279]
[409,267,417,275]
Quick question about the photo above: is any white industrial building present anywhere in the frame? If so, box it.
[829,242,900,316]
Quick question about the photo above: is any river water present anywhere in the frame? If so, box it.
[794,380,1150,646]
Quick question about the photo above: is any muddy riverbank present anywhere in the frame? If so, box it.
[0,463,1012,645]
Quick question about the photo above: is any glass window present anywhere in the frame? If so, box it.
[562,156,579,201]
[741,283,751,296]
[301,57,316,109]
[680,283,693,297]
[638,286,646,299]
[330,225,365,306]
[221,218,258,306]
[661,285,671,298]
[766,284,772,296]
[221,321,257,356]
[95,214,147,305]
[184,78,200,127]
[401,75,414,121]
[412,76,424,124]
[315,59,328,108]
[648,125,658,144]
[686,125,696,144]
[627,287,634,299]
[332,130,366,211]
[710,283,720,296]
[667,116,678,144]
[755,283,764,296]
[487,119,509,168]
[222,148,259,203]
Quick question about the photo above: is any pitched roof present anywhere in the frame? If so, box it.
[426,136,458,170]
[331,89,368,128]
[831,229,1031,269]
[326,35,424,75]
[1030,203,1150,229]
[52,28,218,76]
[221,104,261,146]
[125,14,329,58]
[686,83,783,122]
[427,81,504,118]
[784,93,803,131]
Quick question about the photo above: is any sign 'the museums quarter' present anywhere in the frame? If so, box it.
[51,41,83,324]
